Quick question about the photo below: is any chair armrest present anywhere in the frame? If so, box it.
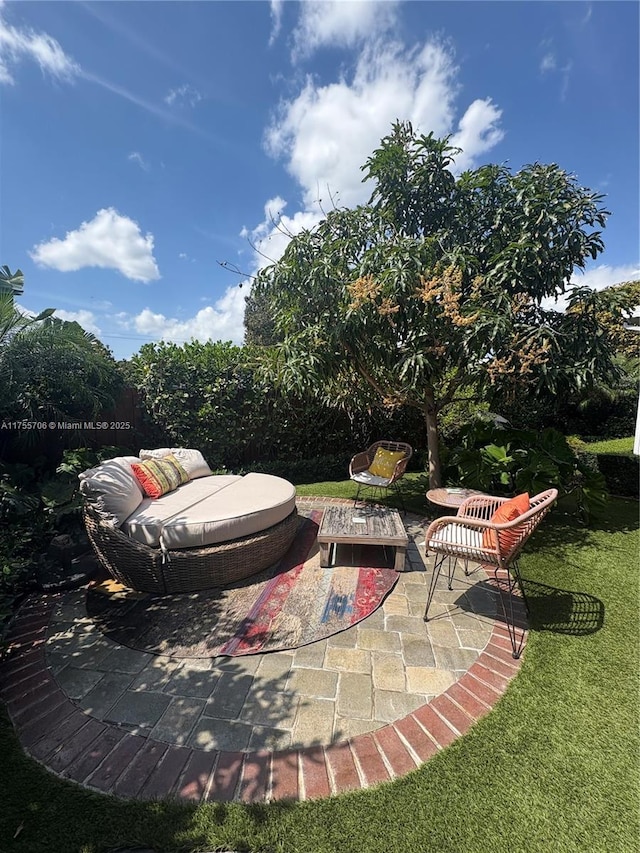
[350,450,372,476]
[388,455,410,484]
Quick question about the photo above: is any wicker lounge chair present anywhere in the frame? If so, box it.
[349,440,413,512]
[423,488,558,658]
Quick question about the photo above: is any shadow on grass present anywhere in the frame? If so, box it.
[522,578,605,636]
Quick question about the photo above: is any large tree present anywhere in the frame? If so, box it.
[251,122,623,487]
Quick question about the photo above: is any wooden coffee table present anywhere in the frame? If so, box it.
[426,487,484,510]
[317,505,409,572]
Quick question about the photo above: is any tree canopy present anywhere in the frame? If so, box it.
[249,122,626,487]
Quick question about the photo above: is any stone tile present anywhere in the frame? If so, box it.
[205,673,253,719]
[400,634,436,667]
[324,647,371,674]
[464,586,499,618]
[241,688,299,729]
[130,659,182,692]
[79,672,134,718]
[55,666,105,700]
[327,629,358,649]
[425,619,462,648]
[336,673,372,719]
[292,641,327,669]
[373,690,428,723]
[214,655,261,677]
[333,716,386,740]
[255,652,294,682]
[385,615,429,636]
[288,668,338,699]
[99,646,153,674]
[248,725,292,752]
[164,666,220,698]
[371,652,406,692]
[357,628,401,653]
[403,583,429,604]
[432,645,480,672]
[455,629,491,650]
[106,690,172,729]
[180,657,213,671]
[152,697,205,745]
[190,717,253,752]
[290,698,336,747]
[405,666,456,695]
[62,639,117,670]
[359,608,385,630]
[382,595,409,616]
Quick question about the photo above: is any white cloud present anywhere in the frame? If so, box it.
[245,196,324,271]
[292,0,400,60]
[269,0,284,46]
[30,208,160,283]
[0,6,80,84]
[265,38,499,211]
[543,264,640,313]
[122,285,247,346]
[53,309,101,336]
[540,53,556,73]
[164,83,203,107]
[128,151,149,171]
[450,98,504,172]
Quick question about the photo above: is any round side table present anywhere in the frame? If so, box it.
[426,487,484,510]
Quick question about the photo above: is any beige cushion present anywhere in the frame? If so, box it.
[351,470,392,487]
[122,475,242,546]
[122,472,295,549]
[428,524,486,559]
[79,456,143,527]
[139,447,212,479]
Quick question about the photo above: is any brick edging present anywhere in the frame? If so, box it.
[1,505,527,804]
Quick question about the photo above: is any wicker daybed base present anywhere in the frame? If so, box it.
[83,504,299,594]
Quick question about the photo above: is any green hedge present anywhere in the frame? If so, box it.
[571,438,638,498]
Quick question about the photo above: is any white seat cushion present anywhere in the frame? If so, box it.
[121,473,296,550]
[351,470,391,487]
[428,523,487,559]
[160,472,297,549]
[122,475,241,546]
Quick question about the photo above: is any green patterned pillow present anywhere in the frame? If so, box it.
[131,454,189,498]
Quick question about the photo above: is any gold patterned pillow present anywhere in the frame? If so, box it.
[368,448,405,479]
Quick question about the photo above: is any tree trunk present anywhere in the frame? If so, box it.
[424,391,442,489]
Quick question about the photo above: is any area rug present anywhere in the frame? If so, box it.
[85,509,400,658]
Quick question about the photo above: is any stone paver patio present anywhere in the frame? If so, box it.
[0,497,527,803]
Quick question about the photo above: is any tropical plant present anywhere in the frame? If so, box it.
[249,121,621,487]
[444,422,608,521]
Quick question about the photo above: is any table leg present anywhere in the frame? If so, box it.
[393,546,407,572]
[319,542,331,568]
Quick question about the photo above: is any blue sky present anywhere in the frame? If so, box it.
[2,0,638,360]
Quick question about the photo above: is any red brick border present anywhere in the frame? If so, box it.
[0,504,527,804]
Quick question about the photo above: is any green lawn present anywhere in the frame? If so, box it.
[1,480,638,853]
[578,436,635,455]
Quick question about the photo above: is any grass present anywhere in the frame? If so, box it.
[577,436,635,455]
[1,478,638,853]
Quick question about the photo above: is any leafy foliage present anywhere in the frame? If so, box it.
[251,122,618,487]
[445,422,608,521]
[127,340,425,471]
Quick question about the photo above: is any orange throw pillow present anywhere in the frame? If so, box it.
[482,493,530,553]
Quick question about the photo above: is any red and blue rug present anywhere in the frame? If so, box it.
[86,510,400,658]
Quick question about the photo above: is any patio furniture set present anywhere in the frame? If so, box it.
[79,443,557,659]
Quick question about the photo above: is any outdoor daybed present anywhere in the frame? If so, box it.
[79,449,298,594]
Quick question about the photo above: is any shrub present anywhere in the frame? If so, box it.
[445,423,608,521]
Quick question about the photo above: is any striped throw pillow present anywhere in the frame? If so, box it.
[131,454,189,499]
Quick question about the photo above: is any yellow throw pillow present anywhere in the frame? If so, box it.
[368,448,405,479]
